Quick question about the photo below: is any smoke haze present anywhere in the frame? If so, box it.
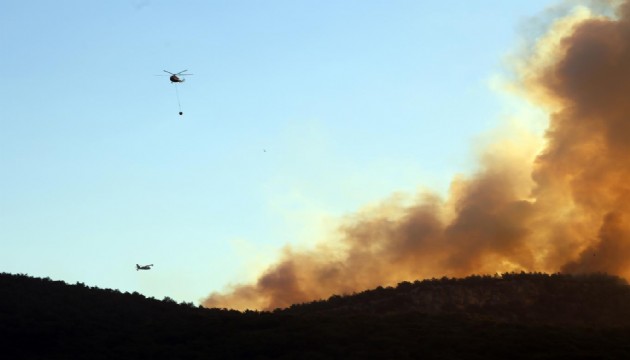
[204,1,630,310]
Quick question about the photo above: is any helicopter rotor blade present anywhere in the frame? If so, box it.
[163,70,175,75]
[175,70,188,75]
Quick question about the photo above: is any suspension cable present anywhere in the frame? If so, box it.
[174,83,183,115]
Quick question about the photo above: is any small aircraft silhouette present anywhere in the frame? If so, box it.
[163,69,193,83]
[136,264,154,271]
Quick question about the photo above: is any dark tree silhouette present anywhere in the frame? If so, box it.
[2,272,630,359]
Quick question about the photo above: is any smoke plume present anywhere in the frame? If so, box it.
[204,1,630,310]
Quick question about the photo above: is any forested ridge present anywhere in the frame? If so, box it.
[2,272,630,359]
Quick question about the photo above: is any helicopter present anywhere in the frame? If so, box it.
[157,69,192,115]
[163,69,193,83]
[136,264,154,271]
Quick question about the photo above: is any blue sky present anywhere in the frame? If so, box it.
[1,0,554,303]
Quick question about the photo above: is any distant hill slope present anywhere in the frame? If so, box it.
[2,272,630,359]
[286,272,630,326]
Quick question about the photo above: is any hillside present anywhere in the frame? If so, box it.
[286,272,630,326]
[2,272,630,359]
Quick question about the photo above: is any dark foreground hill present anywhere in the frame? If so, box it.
[2,272,630,359]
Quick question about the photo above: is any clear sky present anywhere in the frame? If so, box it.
[1,0,555,304]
